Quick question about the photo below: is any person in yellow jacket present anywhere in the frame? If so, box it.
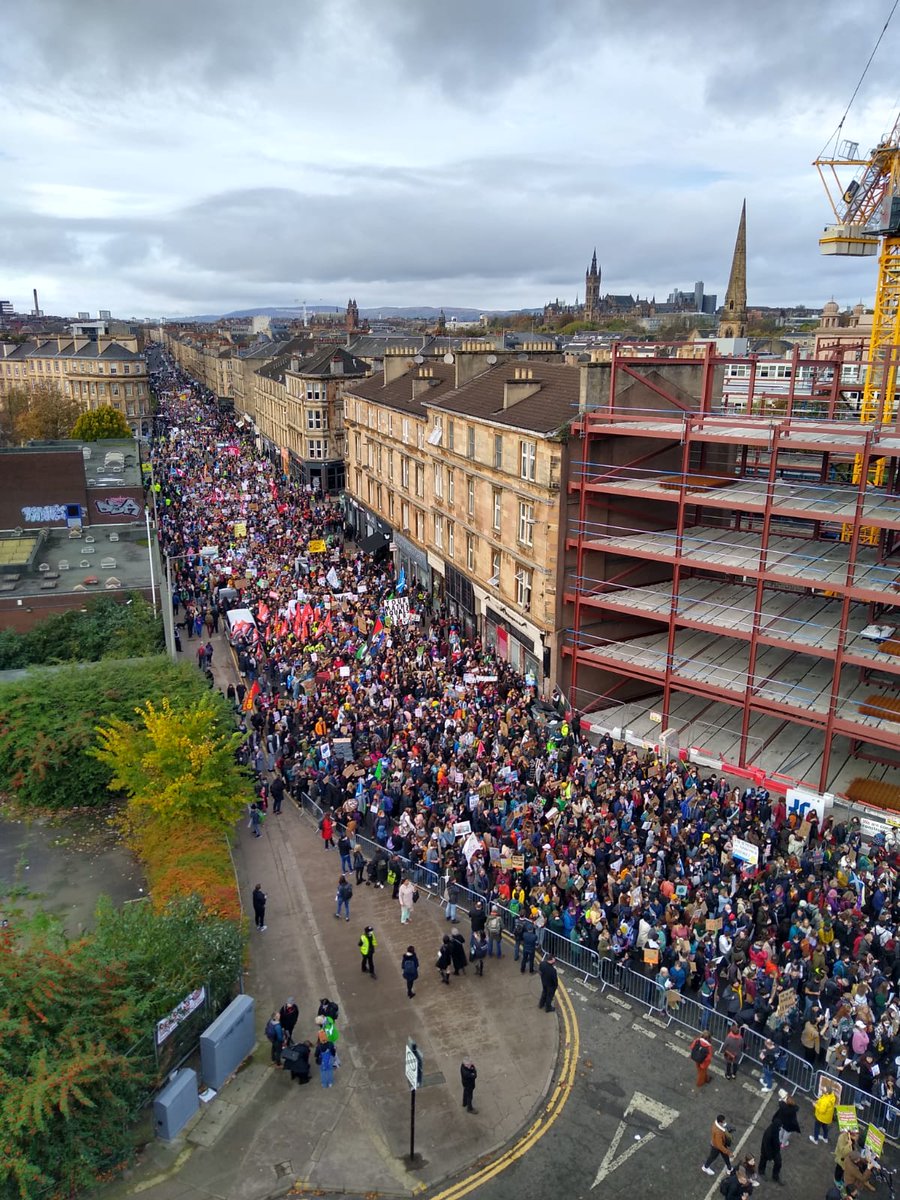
[811,1083,837,1145]
[359,925,377,978]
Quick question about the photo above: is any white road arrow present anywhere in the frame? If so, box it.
[591,1091,680,1189]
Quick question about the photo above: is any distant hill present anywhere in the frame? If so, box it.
[167,304,538,323]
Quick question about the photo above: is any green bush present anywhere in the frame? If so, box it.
[0,594,163,669]
[0,656,230,809]
[0,897,243,1200]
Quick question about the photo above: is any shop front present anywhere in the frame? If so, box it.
[394,532,431,594]
[445,564,477,641]
[485,605,542,686]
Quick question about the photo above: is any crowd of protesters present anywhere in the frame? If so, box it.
[148,347,900,1118]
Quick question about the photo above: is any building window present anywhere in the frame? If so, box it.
[401,456,410,489]
[468,426,476,458]
[434,514,443,549]
[434,463,443,499]
[402,418,410,444]
[388,412,393,436]
[417,424,425,450]
[466,534,475,571]
[447,522,455,558]
[112,384,119,397]
[307,409,326,430]
[492,489,502,532]
[415,509,424,541]
[123,365,130,375]
[494,434,503,469]
[518,501,534,547]
[388,491,395,518]
[447,420,455,451]
[402,500,410,531]
[515,567,533,612]
[367,440,375,468]
[387,450,394,481]
[490,550,501,588]
[308,439,326,459]
[306,383,323,401]
[447,469,455,506]
[520,439,536,481]
[109,365,117,375]
[354,433,362,461]
[467,477,475,517]
[415,464,424,498]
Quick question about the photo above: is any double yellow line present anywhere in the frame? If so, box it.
[425,974,580,1200]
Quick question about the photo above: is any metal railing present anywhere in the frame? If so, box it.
[816,1070,900,1142]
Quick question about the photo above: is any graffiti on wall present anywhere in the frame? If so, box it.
[95,496,140,516]
[21,504,67,523]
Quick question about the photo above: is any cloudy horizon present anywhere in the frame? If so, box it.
[0,0,896,319]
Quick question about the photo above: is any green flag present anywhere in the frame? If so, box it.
[374,761,383,781]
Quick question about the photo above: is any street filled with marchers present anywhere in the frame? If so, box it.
[150,347,900,1194]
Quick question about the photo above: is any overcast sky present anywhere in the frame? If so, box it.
[1,0,897,318]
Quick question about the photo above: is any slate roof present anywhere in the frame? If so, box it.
[344,362,455,417]
[291,346,369,379]
[1,338,142,362]
[427,361,580,436]
[346,359,581,435]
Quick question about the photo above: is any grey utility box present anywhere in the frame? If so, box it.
[154,1068,199,1140]
[200,994,255,1090]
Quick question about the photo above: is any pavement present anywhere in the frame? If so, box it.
[95,630,563,1200]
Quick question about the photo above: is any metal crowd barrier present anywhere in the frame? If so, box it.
[816,1070,900,1142]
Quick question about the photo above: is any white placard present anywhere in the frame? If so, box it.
[731,837,759,865]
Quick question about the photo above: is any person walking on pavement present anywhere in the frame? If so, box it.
[252,883,267,931]
[539,954,559,1012]
[249,801,263,838]
[352,844,366,885]
[443,874,459,922]
[759,1117,784,1186]
[723,1022,744,1080]
[265,1011,284,1066]
[689,1034,713,1088]
[469,899,487,956]
[316,1037,335,1088]
[338,831,353,874]
[449,928,468,976]
[319,810,335,850]
[437,934,452,985]
[460,1060,477,1114]
[401,945,419,998]
[486,906,503,957]
[359,925,377,977]
[335,874,353,921]
[270,774,285,815]
[471,930,487,976]
[520,921,538,974]
[701,1114,734,1176]
[279,997,299,1045]
[398,876,416,925]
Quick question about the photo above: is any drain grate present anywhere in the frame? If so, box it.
[274,1161,293,1178]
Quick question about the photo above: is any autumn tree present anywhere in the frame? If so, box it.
[91,696,251,831]
[71,404,133,440]
[0,380,84,444]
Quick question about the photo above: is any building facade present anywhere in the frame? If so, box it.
[343,349,575,686]
[0,335,151,438]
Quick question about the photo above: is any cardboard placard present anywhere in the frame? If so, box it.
[836,1105,859,1132]
[643,946,660,965]
[864,1124,885,1158]
[705,918,723,932]
[776,989,798,1018]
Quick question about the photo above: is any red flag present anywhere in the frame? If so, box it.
[293,608,302,636]
[257,601,270,624]
[372,615,384,639]
[321,612,333,634]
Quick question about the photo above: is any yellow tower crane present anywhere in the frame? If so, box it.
[815,111,900,544]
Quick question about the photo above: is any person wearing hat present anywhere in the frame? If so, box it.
[486,906,503,957]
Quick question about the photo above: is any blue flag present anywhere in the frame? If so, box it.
[396,566,406,594]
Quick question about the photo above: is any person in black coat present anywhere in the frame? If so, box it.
[401,946,419,998]
[449,929,468,975]
[279,998,299,1044]
[283,1040,311,1084]
[539,955,559,1012]
[252,883,267,931]
[520,925,538,974]
[436,935,453,985]
[460,1060,477,1114]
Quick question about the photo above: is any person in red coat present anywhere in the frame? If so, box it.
[319,811,335,849]
[690,1035,714,1088]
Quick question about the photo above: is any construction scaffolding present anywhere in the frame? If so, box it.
[562,344,900,799]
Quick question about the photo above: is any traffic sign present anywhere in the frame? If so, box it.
[405,1040,423,1090]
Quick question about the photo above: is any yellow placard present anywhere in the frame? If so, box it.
[233,520,247,538]
[308,539,327,553]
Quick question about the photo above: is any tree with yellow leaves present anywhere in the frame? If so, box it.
[91,696,251,831]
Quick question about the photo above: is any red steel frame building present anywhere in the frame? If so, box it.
[562,343,900,799]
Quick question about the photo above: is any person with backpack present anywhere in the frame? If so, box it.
[486,906,503,957]
[265,1011,284,1066]
[689,1034,713,1088]
[315,1035,335,1088]
[401,946,419,998]
[335,874,353,921]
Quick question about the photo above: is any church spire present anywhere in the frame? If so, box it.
[717,200,747,339]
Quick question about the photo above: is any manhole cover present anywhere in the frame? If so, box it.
[274,1161,293,1178]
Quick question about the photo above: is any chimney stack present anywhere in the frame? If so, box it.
[33,288,39,316]
[502,366,541,409]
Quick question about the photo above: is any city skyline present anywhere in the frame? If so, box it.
[0,0,896,317]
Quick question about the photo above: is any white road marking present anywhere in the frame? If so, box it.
[609,1011,622,1021]
[605,994,633,1011]
[591,1091,680,1189]
[631,1023,657,1039]
[642,1013,670,1030]
[700,1090,772,1200]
